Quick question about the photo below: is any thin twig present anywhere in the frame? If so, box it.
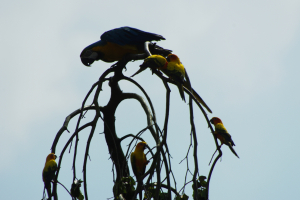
[56,180,72,197]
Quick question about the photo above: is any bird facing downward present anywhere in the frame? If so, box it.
[131,54,213,113]
[80,26,168,66]
[210,117,239,158]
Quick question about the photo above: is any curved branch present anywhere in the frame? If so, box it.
[140,73,172,200]
[56,180,72,197]
[119,133,147,143]
[51,105,97,153]
[207,143,222,199]
[147,183,180,196]
[83,113,99,200]
[122,76,158,143]
[189,96,199,199]
[53,121,94,200]
[119,92,161,195]
[183,87,222,199]
[180,129,194,195]
[70,68,113,183]
[178,180,193,194]
[122,93,155,137]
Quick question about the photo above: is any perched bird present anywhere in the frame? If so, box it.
[130,141,149,200]
[163,54,186,102]
[132,54,212,113]
[130,141,149,181]
[80,26,171,66]
[210,117,239,158]
[42,153,58,199]
[131,54,168,76]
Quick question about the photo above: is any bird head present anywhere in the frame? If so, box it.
[135,141,147,151]
[80,41,104,66]
[46,153,57,163]
[210,117,223,125]
[166,54,180,63]
[80,49,101,66]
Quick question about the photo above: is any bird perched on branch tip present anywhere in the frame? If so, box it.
[80,26,171,66]
[132,54,212,113]
[210,117,239,158]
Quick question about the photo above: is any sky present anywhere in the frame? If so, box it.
[1,0,300,199]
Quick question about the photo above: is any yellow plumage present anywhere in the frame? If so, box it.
[132,54,212,113]
[210,117,239,158]
[91,42,142,62]
[163,54,185,76]
[42,153,57,199]
[130,141,149,181]
[144,54,168,70]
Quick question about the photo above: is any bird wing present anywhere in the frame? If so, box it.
[101,27,165,46]
[161,62,186,101]
[142,154,148,175]
[215,124,235,146]
[162,62,185,83]
[43,160,57,184]
[130,153,137,177]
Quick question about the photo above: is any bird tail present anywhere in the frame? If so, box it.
[184,84,212,113]
[228,145,239,158]
[176,83,186,102]
[183,69,212,113]
[45,183,52,200]
[148,43,172,57]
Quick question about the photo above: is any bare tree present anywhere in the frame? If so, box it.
[46,50,224,200]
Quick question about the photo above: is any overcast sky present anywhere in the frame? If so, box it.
[1,0,300,199]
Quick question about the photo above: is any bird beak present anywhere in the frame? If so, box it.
[80,50,98,66]
[55,155,57,159]
[81,57,93,66]
[144,144,149,150]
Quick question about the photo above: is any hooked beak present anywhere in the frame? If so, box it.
[80,49,98,66]
[81,57,94,66]
[144,144,149,150]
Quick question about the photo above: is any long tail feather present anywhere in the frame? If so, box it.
[183,83,212,113]
[183,69,212,113]
[228,145,239,158]
[45,183,52,200]
[177,83,186,102]
[190,88,212,113]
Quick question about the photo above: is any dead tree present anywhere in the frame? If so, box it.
[47,52,224,200]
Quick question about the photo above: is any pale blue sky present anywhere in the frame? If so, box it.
[1,0,300,199]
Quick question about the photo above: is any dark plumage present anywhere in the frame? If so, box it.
[80,26,171,66]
